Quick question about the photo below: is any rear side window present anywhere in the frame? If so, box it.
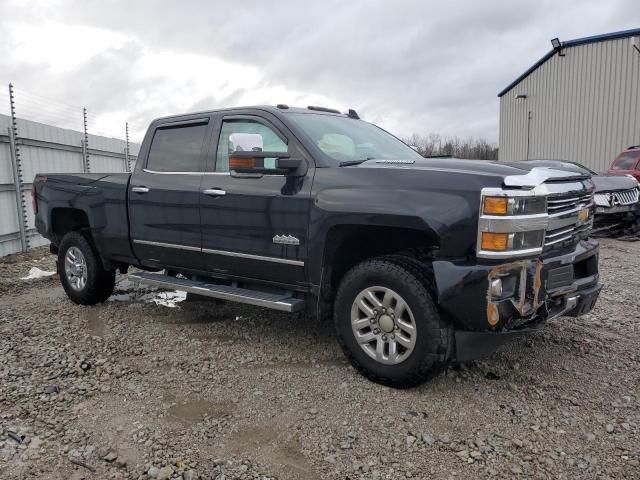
[612,151,639,170]
[146,122,208,172]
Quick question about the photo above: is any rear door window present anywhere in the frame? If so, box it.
[612,151,639,170]
[146,122,208,172]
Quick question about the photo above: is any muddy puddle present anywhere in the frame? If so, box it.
[223,425,319,480]
[84,308,106,337]
[167,399,234,424]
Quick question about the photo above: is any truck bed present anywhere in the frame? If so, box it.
[33,172,134,265]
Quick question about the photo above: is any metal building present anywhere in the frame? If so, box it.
[498,28,640,172]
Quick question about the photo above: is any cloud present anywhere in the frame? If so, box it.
[1,0,639,142]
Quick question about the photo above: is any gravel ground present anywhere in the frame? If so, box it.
[1,239,639,479]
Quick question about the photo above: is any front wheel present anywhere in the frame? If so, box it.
[334,256,452,388]
[58,231,115,305]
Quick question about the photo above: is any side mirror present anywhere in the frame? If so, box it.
[229,151,303,175]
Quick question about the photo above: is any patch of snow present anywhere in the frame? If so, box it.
[109,292,135,302]
[150,290,187,308]
[108,286,187,308]
[21,267,56,280]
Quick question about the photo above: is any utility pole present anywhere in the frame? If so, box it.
[125,122,131,172]
[82,107,90,173]
[7,83,29,251]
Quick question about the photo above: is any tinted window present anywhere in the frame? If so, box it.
[216,119,287,172]
[286,113,422,165]
[612,152,639,170]
[147,123,208,172]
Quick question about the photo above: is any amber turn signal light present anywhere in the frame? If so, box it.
[481,232,509,251]
[483,196,508,215]
[229,156,256,169]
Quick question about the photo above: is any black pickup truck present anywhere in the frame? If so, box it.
[33,105,602,388]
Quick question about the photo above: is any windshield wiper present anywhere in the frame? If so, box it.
[339,157,374,167]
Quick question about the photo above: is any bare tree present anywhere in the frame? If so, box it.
[404,133,498,160]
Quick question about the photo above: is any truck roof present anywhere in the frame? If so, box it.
[150,105,356,125]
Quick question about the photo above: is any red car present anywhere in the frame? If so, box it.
[608,145,640,181]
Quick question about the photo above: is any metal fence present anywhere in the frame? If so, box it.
[0,84,140,257]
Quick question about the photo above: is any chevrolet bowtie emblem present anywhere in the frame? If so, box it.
[273,234,300,246]
[578,208,589,223]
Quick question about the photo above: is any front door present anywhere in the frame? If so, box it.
[129,117,211,270]
[199,114,312,286]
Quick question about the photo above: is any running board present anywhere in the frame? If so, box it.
[128,272,305,312]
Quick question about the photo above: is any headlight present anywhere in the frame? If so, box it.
[480,231,545,252]
[477,190,549,259]
[482,196,546,216]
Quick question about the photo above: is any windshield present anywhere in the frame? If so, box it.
[612,151,639,170]
[287,113,423,165]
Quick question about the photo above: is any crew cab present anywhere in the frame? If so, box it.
[33,105,602,388]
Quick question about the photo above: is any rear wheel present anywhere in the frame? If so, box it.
[334,256,452,388]
[58,231,115,305]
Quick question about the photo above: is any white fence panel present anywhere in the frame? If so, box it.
[0,114,139,257]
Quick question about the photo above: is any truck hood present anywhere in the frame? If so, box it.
[591,174,639,192]
[352,157,588,188]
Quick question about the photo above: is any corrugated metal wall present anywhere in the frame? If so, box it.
[0,114,139,256]
[499,35,640,172]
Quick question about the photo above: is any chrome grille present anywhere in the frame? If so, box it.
[544,191,594,250]
[546,192,593,215]
[611,188,639,206]
[545,221,592,247]
[594,193,611,207]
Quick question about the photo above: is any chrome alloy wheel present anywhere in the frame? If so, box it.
[350,286,417,365]
[64,246,88,291]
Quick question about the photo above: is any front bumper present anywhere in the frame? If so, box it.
[595,204,638,215]
[432,239,602,362]
[454,281,602,361]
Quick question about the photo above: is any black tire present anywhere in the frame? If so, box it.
[58,231,115,305]
[334,256,452,388]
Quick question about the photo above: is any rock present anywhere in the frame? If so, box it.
[455,450,469,459]
[104,451,118,462]
[148,466,160,478]
[406,435,417,447]
[421,433,435,445]
[183,470,196,480]
[158,466,174,480]
[511,465,523,474]
[606,424,615,433]
[586,433,596,441]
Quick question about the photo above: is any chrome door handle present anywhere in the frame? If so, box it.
[203,188,226,196]
[132,186,150,193]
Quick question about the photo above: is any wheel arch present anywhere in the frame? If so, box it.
[50,207,90,244]
[314,224,440,319]
[51,208,117,271]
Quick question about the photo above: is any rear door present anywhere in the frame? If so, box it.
[199,113,313,286]
[129,117,212,269]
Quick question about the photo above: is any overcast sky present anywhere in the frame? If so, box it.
[0,0,638,143]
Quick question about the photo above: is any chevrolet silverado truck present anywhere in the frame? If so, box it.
[33,105,602,388]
